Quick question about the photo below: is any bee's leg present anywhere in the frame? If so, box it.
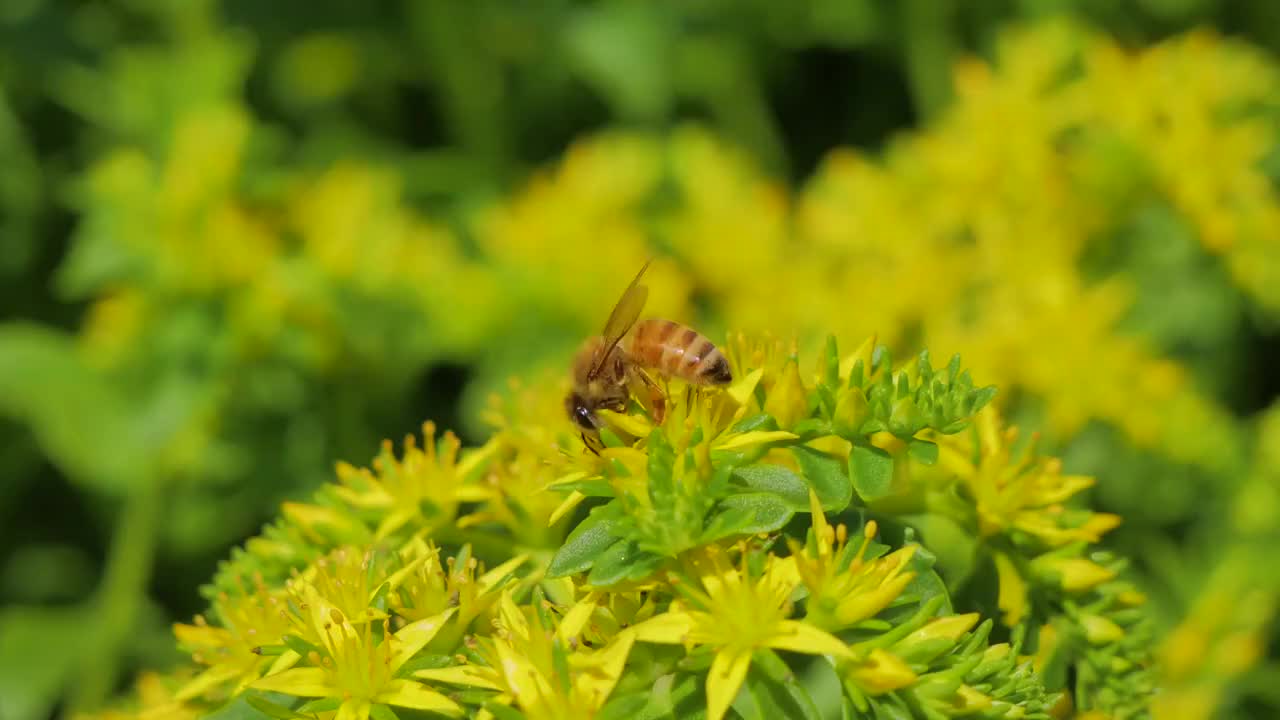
[650,383,667,424]
[581,432,601,456]
[630,367,667,424]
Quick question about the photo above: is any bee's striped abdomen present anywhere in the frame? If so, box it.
[627,318,732,386]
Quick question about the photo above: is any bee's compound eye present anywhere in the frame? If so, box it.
[575,405,595,429]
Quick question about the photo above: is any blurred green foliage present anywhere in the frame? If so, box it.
[0,0,1278,718]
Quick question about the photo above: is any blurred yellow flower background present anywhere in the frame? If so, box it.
[1,3,1277,719]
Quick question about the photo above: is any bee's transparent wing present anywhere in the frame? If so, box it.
[589,260,650,379]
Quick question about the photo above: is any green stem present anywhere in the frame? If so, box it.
[64,477,163,716]
[902,0,957,121]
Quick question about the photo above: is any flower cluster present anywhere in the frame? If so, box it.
[89,334,1148,719]
[49,16,1274,720]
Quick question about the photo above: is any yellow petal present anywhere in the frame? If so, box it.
[374,507,418,540]
[631,611,699,645]
[713,430,799,452]
[806,490,829,557]
[329,483,393,510]
[838,335,877,383]
[994,552,1028,626]
[549,491,587,526]
[1080,614,1125,645]
[250,667,332,697]
[844,649,916,694]
[268,649,301,676]
[415,665,502,690]
[935,443,977,479]
[335,699,370,720]
[495,634,554,705]
[1030,556,1116,592]
[375,679,464,716]
[455,484,494,502]
[174,664,242,701]
[391,608,457,670]
[496,590,530,640]
[557,596,599,644]
[953,685,993,712]
[596,409,652,438]
[477,554,529,592]
[172,622,231,648]
[768,620,855,658]
[383,549,434,593]
[1078,512,1122,540]
[282,502,367,542]
[1033,474,1096,505]
[728,367,765,407]
[706,648,753,720]
[689,546,735,601]
[899,613,980,646]
[571,631,635,707]
[546,471,590,490]
[457,438,502,479]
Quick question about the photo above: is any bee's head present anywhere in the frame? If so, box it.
[565,391,600,433]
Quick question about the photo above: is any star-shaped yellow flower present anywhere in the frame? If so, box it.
[629,544,853,720]
[416,589,634,720]
[252,583,461,720]
[788,493,917,632]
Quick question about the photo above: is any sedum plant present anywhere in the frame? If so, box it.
[92,335,1152,719]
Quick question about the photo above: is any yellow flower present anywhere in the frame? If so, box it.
[331,422,493,540]
[286,546,392,627]
[385,538,526,643]
[416,589,634,720]
[253,584,461,720]
[931,407,1120,546]
[629,544,852,720]
[173,576,291,701]
[788,493,917,632]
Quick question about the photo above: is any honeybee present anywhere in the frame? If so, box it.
[565,261,732,446]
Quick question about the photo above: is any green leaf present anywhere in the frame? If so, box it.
[882,549,953,624]
[395,653,454,676]
[632,673,706,720]
[850,445,893,502]
[281,633,320,658]
[246,694,308,720]
[587,539,664,586]
[368,703,400,720]
[745,650,823,720]
[0,324,147,493]
[790,445,853,511]
[547,502,624,577]
[970,385,998,414]
[482,700,527,720]
[547,476,616,497]
[792,418,834,438]
[205,692,299,720]
[730,464,810,510]
[906,439,938,465]
[598,691,651,720]
[901,513,977,590]
[706,493,793,538]
[730,413,778,434]
[297,698,343,713]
